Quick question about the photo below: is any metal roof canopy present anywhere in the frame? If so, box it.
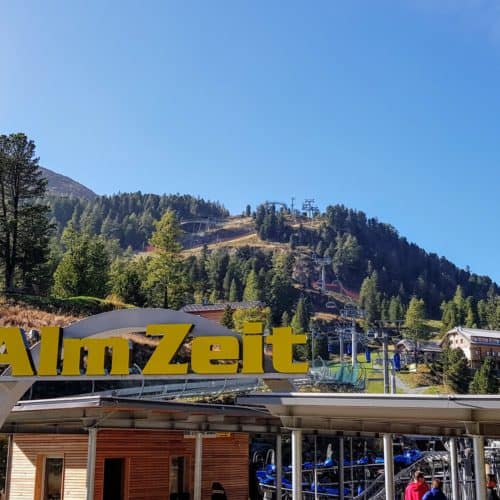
[1,395,280,435]
[237,393,500,438]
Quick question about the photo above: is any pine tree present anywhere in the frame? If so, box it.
[332,233,362,284]
[144,209,186,309]
[359,272,380,326]
[470,357,499,394]
[220,305,235,329]
[291,297,310,334]
[404,297,427,341]
[53,228,111,298]
[281,311,290,327]
[441,300,459,332]
[243,269,261,302]
[0,133,52,291]
[443,348,471,394]
[465,298,477,328]
[223,269,233,300]
[233,306,271,332]
[109,257,148,306]
[229,278,239,302]
[388,296,404,324]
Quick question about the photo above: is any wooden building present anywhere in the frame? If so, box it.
[181,301,263,324]
[441,326,500,369]
[395,339,442,365]
[1,396,279,500]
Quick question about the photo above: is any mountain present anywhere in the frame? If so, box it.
[40,167,97,200]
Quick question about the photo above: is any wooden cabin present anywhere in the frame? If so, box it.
[180,302,263,324]
[1,396,279,500]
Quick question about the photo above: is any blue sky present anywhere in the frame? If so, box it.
[1,1,499,282]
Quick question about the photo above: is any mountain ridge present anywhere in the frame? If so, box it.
[40,166,97,200]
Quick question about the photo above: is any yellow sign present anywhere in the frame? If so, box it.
[0,323,308,377]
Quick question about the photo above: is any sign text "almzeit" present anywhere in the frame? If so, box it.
[0,323,308,377]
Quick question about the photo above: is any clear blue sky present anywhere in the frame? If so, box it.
[1,1,499,282]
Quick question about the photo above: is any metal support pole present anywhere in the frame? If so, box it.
[194,432,203,500]
[86,428,97,500]
[4,434,13,500]
[473,435,486,500]
[383,333,390,394]
[350,438,354,498]
[449,438,459,500]
[352,321,358,367]
[292,429,303,500]
[314,435,318,500]
[339,436,345,500]
[340,330,345,363]
[391,364,397,394]
[383,433,395,500]
[311,331,316,364]
[276,434,283,500]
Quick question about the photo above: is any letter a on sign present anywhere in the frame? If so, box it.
[0,328,34,376]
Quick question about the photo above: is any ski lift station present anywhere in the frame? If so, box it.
[1,309,500,499]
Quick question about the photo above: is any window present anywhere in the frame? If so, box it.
[169,456,189,498]
[43,457,63,500]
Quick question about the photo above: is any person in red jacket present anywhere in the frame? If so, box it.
[405,471,430,500]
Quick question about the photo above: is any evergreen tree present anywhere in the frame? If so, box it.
[477,299,489,328]
[465,297,477,328]
[109,257,148,306]
[220,305,235,329]
[291,297,310,333]
[441,300,459,332]
[53,227,111,298]
[469,357,499,394]
[144,209,186,309]
[233,306,271,332]
[0,133,52,291]
[281,311,290,327]
[388,296,404,324]
[404,296,426,341]
[359,272,380,326]
[332,233,362,284]
[268,268,296,325]
[443,348,471,394]
[229,278,239,302]
[452,285,466,325]
[243,269,261,301]
[223,269,233,300]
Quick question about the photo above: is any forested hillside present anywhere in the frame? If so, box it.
[49,192,229,249]
[1,132,499,334]
[254,203,497,317]
[46,194,499,327]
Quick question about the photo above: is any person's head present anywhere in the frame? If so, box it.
[431,478,442,489]
[414,471,425,483]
